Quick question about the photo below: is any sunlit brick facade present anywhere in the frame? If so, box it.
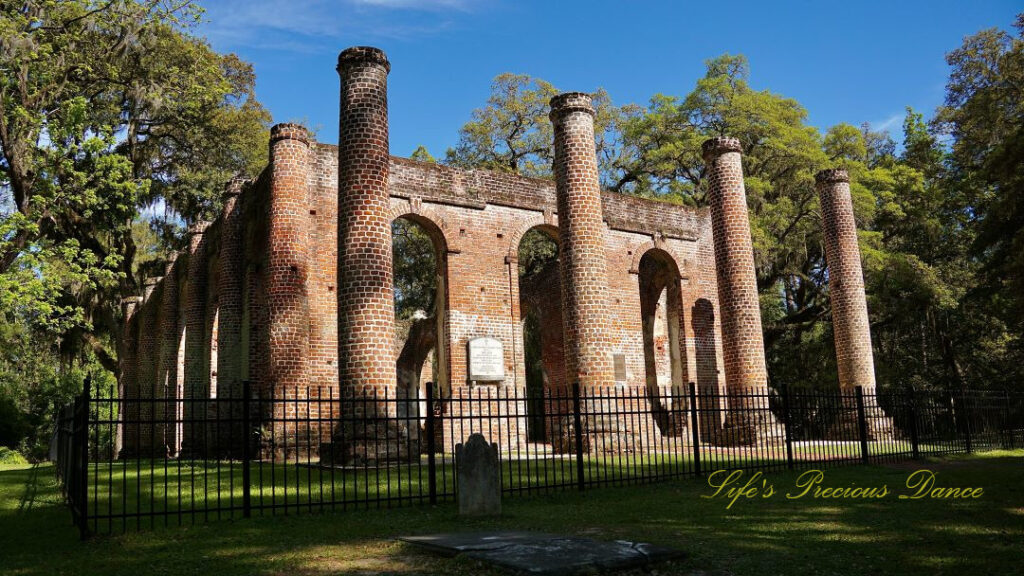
[122,47,876,458]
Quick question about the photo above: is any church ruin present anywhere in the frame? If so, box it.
[118,46,884,460]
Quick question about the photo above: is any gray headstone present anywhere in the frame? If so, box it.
[400,531,685,575]
[456,433,501,516]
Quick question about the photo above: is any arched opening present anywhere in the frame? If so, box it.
[638,249,687,436]
[392,215,449,443]
[693,297,722,443]
[517,225,563,442]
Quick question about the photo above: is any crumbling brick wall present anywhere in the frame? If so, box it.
[123,137,725,456]
[127,48,890,457]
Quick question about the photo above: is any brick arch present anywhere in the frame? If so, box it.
[628,237,684,276]
[506,214,559,262]
[389,201,454,397]
[388,200,461,254]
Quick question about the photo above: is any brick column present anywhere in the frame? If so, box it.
[268,123,312,457]
[336,46,393,397]
[816,169,875,391]
[703,137,776,444]
[117,296,141,459]
[549,92,615,392]
[156,255,182,457]
[816,169,891,440]
[137,277,161,455]
[217,178,246,456]
[335,46,400,463]
[182,222,211,457]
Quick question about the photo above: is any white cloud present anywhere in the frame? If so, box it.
[200,0,482,52]
[870,113,903,134]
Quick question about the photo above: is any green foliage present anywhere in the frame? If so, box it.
[445,73,620,180]
[410,145,437,163]
[517,228,558,279]
[936,14,1024,328]
[0,447,27,465]
[445,73,558,176]
[0,1,269,339]
[0,318,112,460]
[0,1,269,451]
[392,218,438,321]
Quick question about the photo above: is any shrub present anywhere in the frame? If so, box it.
[0,446,29,465]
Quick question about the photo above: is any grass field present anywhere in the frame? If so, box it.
[2,450,1022,575]
[70,439,962,532]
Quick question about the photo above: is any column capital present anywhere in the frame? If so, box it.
[162,253,177,275]
[701,136,743,162]
[549,92,595,121]
[815,168,850,184]
[270,123,310,146]
[143,276,162,299]
[337,46,390,74]
[187,221,210,235]
[222,177,247,199]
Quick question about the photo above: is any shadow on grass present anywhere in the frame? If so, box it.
[0,452,1021,576]
[17,464,45,513]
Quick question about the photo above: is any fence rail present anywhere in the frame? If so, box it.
[51,380,1024,536]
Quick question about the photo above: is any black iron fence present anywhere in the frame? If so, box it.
[51,380,1024,536]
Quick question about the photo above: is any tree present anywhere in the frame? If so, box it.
[0,1,269,455]
[937,14,1024,327]
[392,218,438,321]
[410,145,436,163]
[0,1,269,372]
[445,73,622,180]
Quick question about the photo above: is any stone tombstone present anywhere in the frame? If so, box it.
[456,433,501,516]
[467,337,504,382]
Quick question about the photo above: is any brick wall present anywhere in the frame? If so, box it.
[124,144,729,455]
[124,48,853,456]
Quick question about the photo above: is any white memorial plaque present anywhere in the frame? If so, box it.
[468,337,505,382]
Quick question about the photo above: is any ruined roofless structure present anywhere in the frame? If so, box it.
[119,46,883,460]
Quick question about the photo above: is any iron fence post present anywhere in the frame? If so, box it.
[688,383,701,476]
[78,376,91,539]
[855,386,869,465]
[425,382,437,505]
[782,383,794,470]
[1003,391,1013,449]
[908,387,920,459]
[572,382,585,491]
[242,380,252,519]
[958,390,973,453]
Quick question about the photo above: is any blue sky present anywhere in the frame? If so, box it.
[200,0,1021,157]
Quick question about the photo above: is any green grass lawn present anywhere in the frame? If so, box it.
[2,450,1022,575]
[71,439,962,531]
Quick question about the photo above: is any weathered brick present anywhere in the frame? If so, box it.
[124,47,895,455]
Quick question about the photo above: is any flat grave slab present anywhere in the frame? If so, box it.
[399,531,684,575]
